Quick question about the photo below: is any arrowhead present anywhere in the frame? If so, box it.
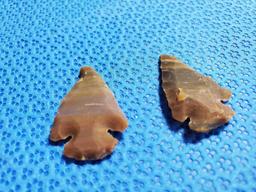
[50,67,128,160]
[160,55,235,132]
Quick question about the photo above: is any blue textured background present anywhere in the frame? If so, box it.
[0,0,256,191]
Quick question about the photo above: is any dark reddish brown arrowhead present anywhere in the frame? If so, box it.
[160,55,235,132]
[50,67,128,161]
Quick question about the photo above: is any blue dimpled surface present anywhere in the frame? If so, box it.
[0,0,256,191]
